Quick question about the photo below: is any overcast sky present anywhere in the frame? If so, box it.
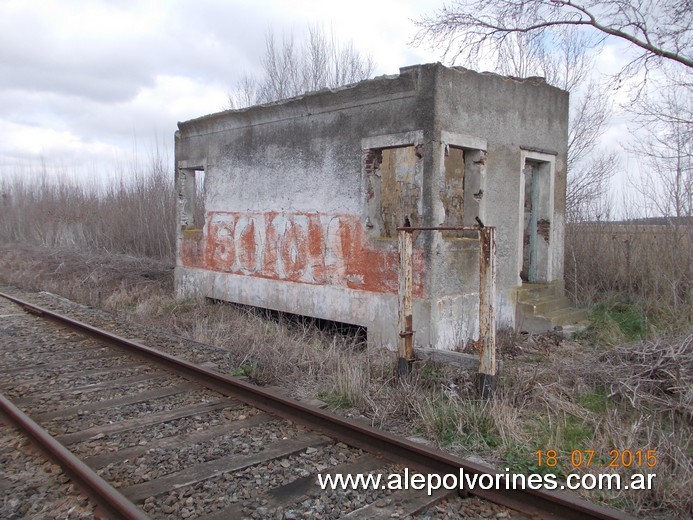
[1,0,639,186]
[0,0,445,175]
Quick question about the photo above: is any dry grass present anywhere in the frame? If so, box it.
[0,161,176,261]
[585,336,692,415]
[565,222,692,335]
[0,244,173,309]
[1,245,691,518]
[547,335,692,517]
[0,168,691,518]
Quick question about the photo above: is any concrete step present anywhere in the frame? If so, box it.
[518,295,573,316]
[516,283,588,335]
[516,283,560,301]
[517,315,588,334]
[519,308,588,335]
[543,306,589,327]
[516,313,555,333]
[560,320,591,338]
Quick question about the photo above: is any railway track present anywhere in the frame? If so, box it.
[0,290,634,519]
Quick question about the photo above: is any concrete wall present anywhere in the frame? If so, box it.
[432,66,569,334]
[175,63,569,350]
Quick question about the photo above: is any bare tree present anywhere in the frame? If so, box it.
[442,14,617,220]
[542,29,618,220]
[565,79,618,221]
[413,1,692,76]
[415,1,691,220]
[627,81,692,218]
[228,25,374,109]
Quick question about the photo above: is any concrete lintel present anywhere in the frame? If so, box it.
[520,146,558,157]
[441,131,487,151]
[361,130,424,150]
[177,160,206,171]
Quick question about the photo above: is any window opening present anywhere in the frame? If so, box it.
[193,169,205,229]
[365,145,423,238]
[178,167,206,231]
[442,146,486,238]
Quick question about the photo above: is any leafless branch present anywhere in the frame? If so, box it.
[228,24,374,109]
[413,1,692,74]
[626,80,692,219]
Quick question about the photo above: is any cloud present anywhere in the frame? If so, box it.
[0,1,157,102]
[0,0,441,178]
[0,118,121,165]
[0,0,276,102]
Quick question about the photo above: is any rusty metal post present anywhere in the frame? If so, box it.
[398,226,414,377]
[477,226,497,398]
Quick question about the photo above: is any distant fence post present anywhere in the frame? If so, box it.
[398,224,414,378]
[478,226,497,398]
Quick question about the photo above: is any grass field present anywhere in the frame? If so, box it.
[0,169,690,518]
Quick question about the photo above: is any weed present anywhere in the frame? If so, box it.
[231,363,256,378]
[561,416,594,451]
[576,388,609,414]
[527,415,594,471]
[417,362,445,383]
[457,399,499,449]
[317,390,356,410]
[0,164,177,261]
[565,221,691,327]
[503,444,549,476]
[582,297,649,344]
[317,352,370,412]
[411,393,460,446]
[162,299,197,314]
[1,248,690,517]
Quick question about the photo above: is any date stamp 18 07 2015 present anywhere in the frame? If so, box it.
[535,449,658,468]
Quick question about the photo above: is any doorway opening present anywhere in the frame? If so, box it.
[521,157,553,283]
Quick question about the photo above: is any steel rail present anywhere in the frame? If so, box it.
[0,393,148,520]
[0,292,634,520]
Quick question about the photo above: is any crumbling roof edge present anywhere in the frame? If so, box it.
[176,68,411,131]
[176,62,568,133]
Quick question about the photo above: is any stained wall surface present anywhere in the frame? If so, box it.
[175,63,569,349]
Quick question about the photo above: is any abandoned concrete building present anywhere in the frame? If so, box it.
[175,62,586,351]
